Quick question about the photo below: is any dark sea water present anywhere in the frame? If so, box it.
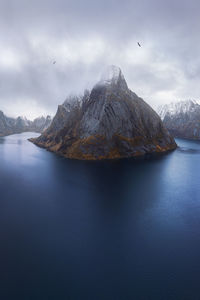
[0,133,200,300]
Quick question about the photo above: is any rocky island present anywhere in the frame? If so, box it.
[30,66,177,160]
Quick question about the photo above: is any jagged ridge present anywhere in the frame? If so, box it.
[157,100,200,139]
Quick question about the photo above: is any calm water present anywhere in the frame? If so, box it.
[0,133,200,300]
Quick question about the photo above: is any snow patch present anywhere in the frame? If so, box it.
[157,100,200,120]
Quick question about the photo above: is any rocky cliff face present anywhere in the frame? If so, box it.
[158,100,200,139]
[30,66,176,160]
[0,112,52,136]
[0,111,15,136]
[31,115,52,133]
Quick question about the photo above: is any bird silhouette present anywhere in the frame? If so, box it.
[137,42,141,47]
[53,61,56,64]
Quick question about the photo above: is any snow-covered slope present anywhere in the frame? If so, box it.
[158,100,200,121]
[157,100,200,139]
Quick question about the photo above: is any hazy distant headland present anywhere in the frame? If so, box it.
[0,111,51,137]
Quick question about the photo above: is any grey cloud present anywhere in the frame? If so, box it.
[0,0,200,118]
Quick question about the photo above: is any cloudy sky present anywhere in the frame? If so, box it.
[0,0,200,119]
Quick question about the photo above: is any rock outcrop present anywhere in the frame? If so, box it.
[30,65,176,160]
[0,112,52,136]
[158,100,200,139]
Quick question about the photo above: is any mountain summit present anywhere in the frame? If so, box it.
[98,65,128,90]
[30,66,176,160]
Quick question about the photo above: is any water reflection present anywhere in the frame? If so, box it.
[177,147,200,154]
[0,134,200,299]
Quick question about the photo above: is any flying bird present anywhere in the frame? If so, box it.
[137,42,141,47]
[53,61,56,64]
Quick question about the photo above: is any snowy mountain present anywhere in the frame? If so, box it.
[158,100,200,120]
[157,100,200,139]
[30,65,176,160]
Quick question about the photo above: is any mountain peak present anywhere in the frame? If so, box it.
[100,65,122,81]
[97,65,128,90]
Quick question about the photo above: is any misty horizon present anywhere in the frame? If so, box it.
[1,0,200,119]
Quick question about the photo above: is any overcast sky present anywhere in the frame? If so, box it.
[0,0,200,119]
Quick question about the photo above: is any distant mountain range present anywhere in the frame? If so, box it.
[0,111,52,136]
[158,100,200,139]
[30,65,176,160]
